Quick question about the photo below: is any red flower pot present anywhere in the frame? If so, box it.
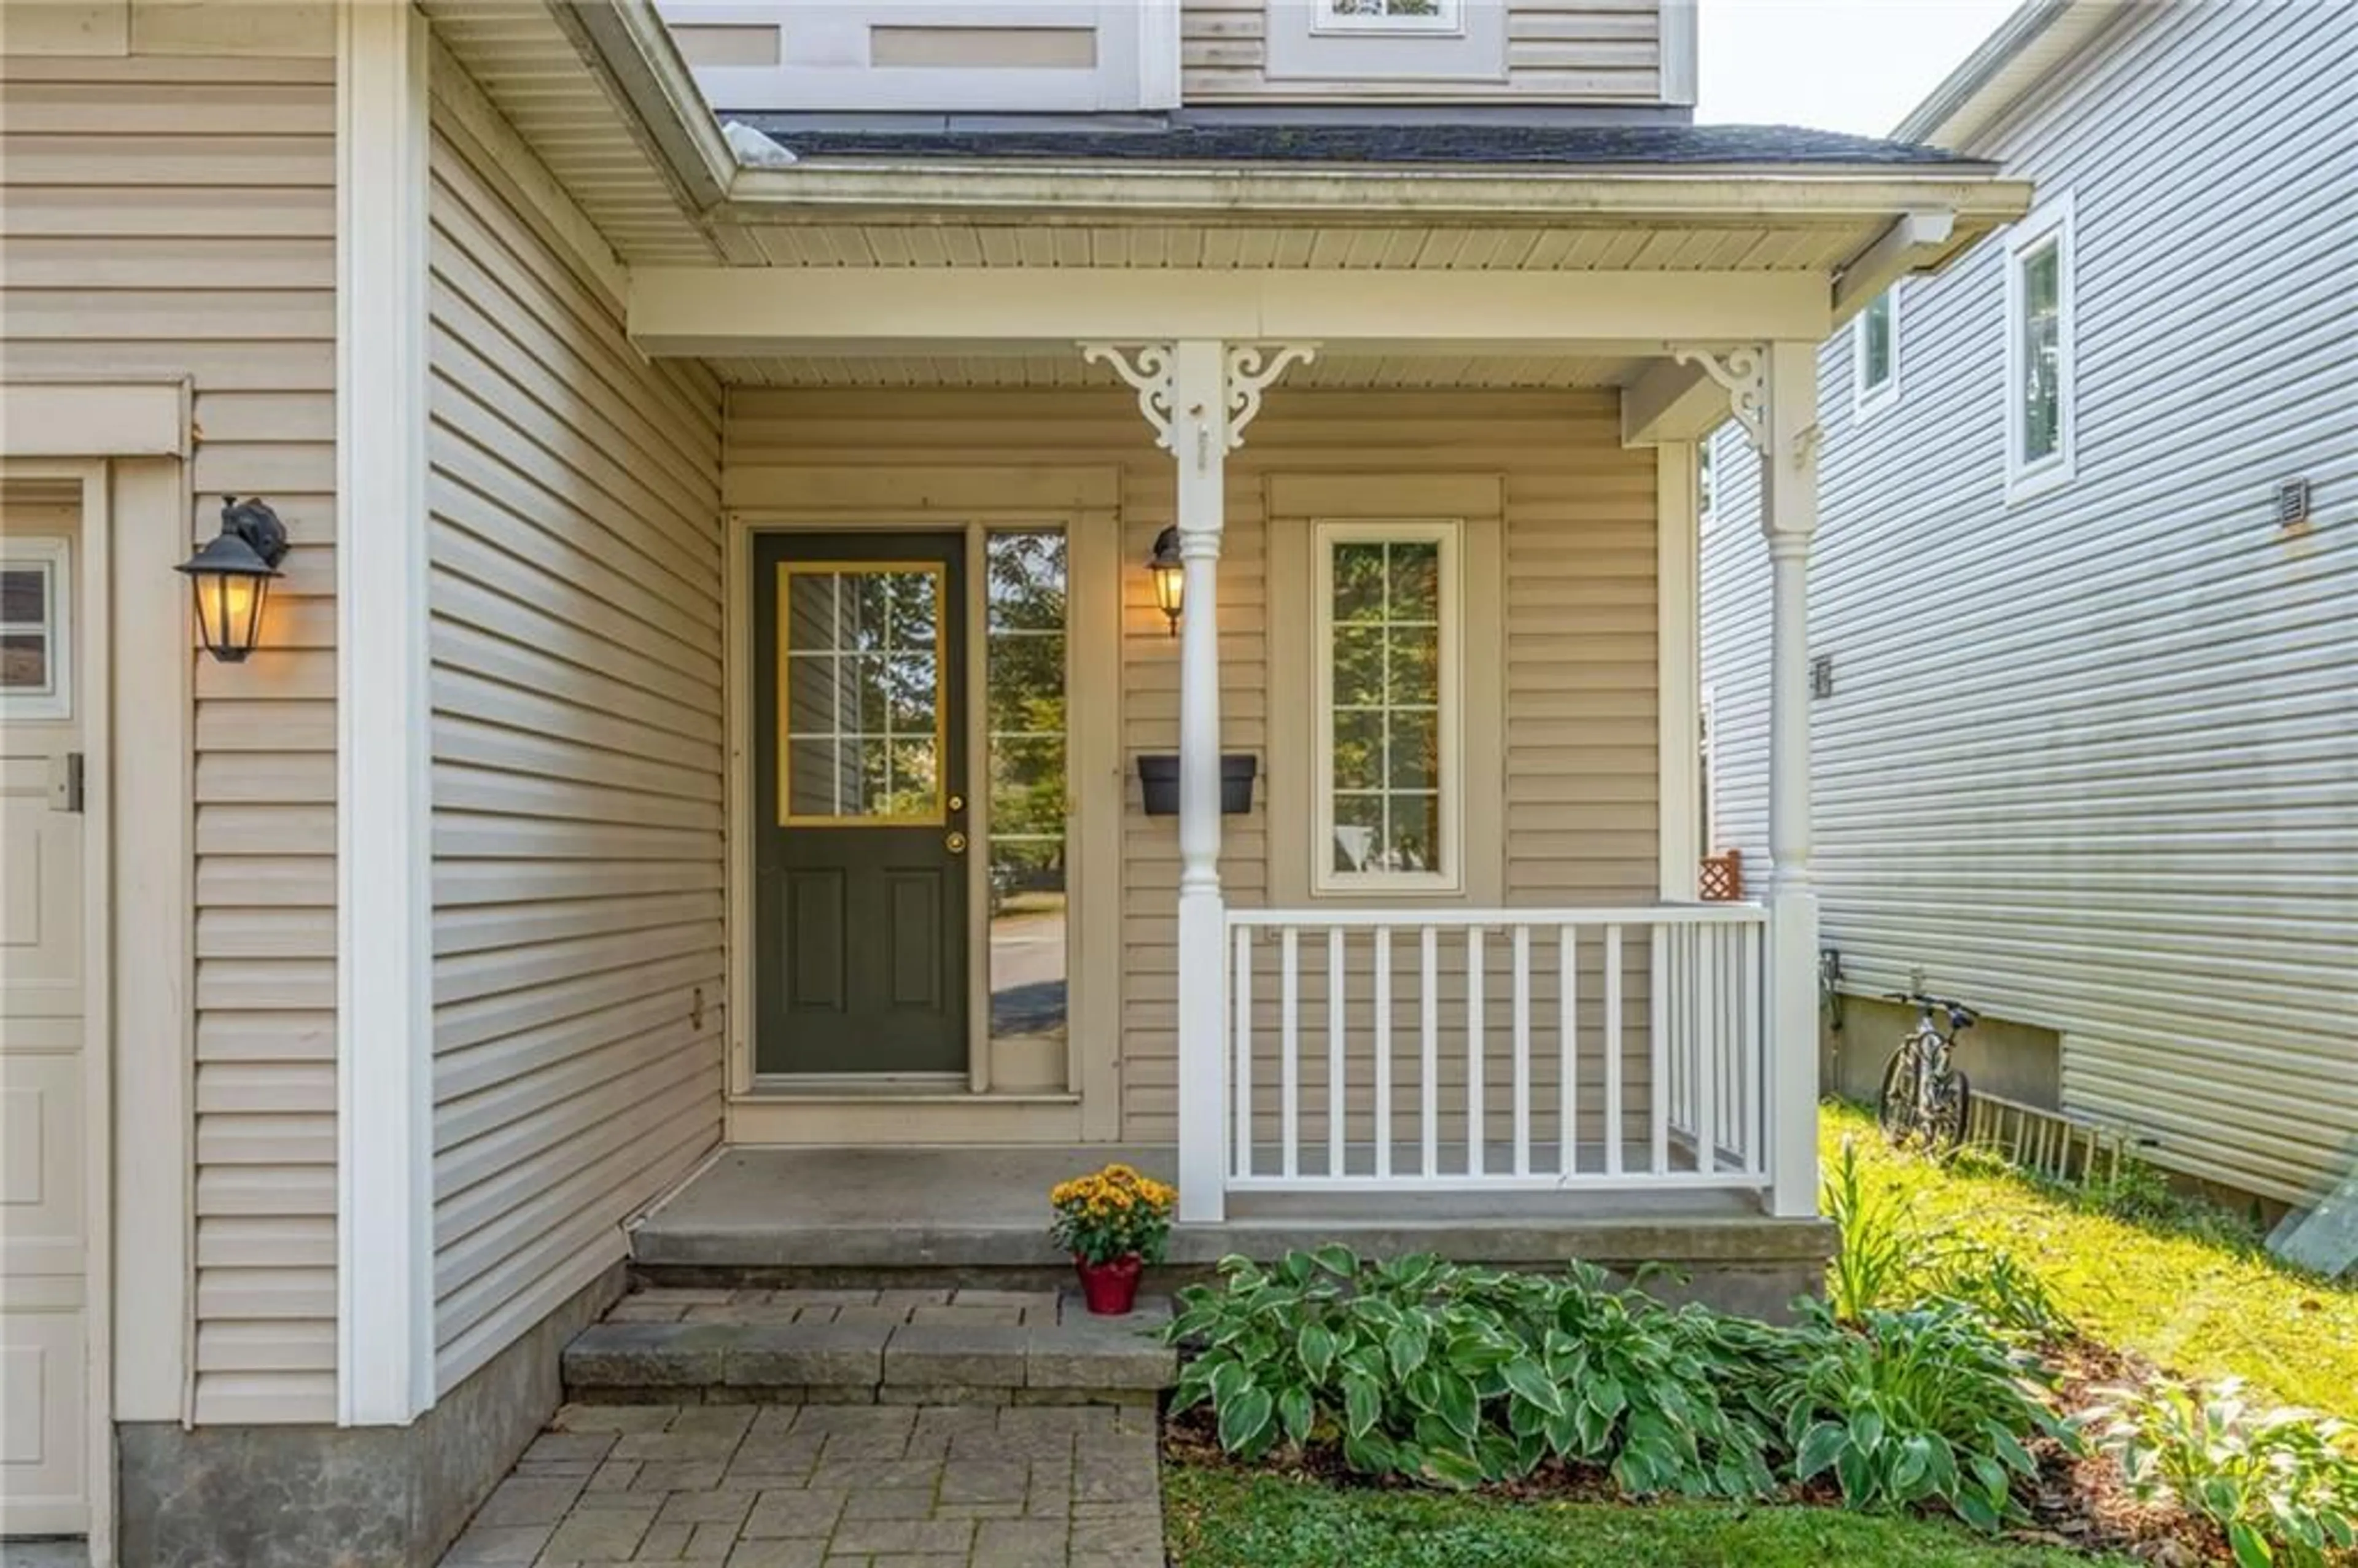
[1074,1253,1144,1316]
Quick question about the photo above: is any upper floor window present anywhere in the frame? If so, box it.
[2005,195,2076,499]
[1852,287,1899,421]
[1318,0,1461,32]
[1315,521,1460,893]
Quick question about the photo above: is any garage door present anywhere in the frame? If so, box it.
[1,494,89,1539]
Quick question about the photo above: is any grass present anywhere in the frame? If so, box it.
[1164,1468,2128,1568]
[1821,1101,2358,1418]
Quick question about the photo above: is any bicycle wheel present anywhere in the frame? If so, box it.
[1876,1049,1919,1144]
[1924,1068,1972,1151]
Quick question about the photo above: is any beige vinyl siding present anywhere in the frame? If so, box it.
[1181,0,1663,103]
[426,112,726,1394]
[723,389,1656,1145]
[0,43,340,1426]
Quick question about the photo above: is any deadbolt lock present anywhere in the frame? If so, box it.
[947,794,966,813]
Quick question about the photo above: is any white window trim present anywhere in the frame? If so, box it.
[0,536,71,721]
[1313,0,1464,34]
[1311,518,1463,896]
[1851,286,1901,424]
[2004,192,2077,502]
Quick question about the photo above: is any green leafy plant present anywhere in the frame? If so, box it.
[1781,1300,2072,1531]
[1167,1249,1781,1496]
[2087,1378,2358,1567]
[1824,1135,2072,1341]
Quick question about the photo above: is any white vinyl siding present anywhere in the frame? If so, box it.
[0,40,341,1426]
[1701,0,2358,1205]
[426,103,726,1394]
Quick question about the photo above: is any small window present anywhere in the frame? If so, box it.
[1314,521,1460,893]
[1317,0,1461,33]
[1852,287,1899,421]
[0,540,69,721]
[2006,195,2077,499]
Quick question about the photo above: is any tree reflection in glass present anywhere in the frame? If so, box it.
[986,532,1069,1053]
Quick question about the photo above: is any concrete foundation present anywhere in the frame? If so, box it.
[1821,993,2063,1110]
[633,1147,1835,1322]
[115,1263,623,1568]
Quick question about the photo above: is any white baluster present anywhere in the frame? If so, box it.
[1466,926,1485,1178]
[1558,925,1578,1179]
[1650,926,1669,1175]
[1374,928,1393,1181]
[1233,923,1253,1180]
[1420,925,1439,1178]
[1698,923,1719,1176]
[1327,927,1345,1179]
[1280,926,1300,1181]
[1512,924,1532,1178]
[1604,924,1624,1177]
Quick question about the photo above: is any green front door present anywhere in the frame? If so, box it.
[753,532,970,1076]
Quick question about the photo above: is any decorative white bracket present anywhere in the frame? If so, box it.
[1081,340,1319,461]
[1670,343,1768,456]
[1081,341,1177,452]
[1223,342,1318,448]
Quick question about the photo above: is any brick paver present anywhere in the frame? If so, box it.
[438,1398,1164,1568]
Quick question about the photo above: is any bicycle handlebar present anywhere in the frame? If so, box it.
[1884,991,1980,1024]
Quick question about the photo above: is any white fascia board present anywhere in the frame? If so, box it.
[629,267,1834,355]
[1832,209,1956,320]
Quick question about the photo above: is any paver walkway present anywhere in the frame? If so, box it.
[437,1400,1165,1568]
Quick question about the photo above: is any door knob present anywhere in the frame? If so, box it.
[946,830,968,854]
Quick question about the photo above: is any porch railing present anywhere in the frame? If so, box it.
[1223,905,1770,1195]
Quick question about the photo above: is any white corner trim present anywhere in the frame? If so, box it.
[2003,190,2077,503]
[1136,0,1181,108]
[1656,444,1701,899]
[1659,0,1698,106]
[337,0,435,1427]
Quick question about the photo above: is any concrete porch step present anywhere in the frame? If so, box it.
[562,1287,1175,1407]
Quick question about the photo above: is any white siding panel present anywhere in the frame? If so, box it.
[1700,1,2358,1204]
[427,106,726,1396]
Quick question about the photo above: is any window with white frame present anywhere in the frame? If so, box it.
[0,540,69,721]
[1317,0,1460,33]
[2005,195,2076,497]
[1314,521,1460,893]
[1852,287,1899,419]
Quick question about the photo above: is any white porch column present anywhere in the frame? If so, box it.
[1084,340,1314,1222]
[1676,341,1821,1216]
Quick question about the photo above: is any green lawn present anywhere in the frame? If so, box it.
[1822,1101,2358,1418]
[1165,1469,2125,1568]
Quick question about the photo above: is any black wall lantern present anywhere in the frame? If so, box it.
[177,495,288,663]
[1147,525,1185,637]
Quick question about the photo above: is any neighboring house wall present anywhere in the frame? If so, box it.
[1180,0,1668,103]
[1701,0,2358,1204]
[0,21,342,1426]
[425,101,727,1395]
[725,387,1660,1145]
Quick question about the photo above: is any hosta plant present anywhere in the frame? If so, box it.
[1166,1249,1781,1496]
[1780,1298,2074,1531]
[2087,1378,2358,1568]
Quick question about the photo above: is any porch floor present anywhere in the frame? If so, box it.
[632,1146,1829,1317]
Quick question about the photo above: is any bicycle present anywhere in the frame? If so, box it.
[1877,991,1977,1150]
